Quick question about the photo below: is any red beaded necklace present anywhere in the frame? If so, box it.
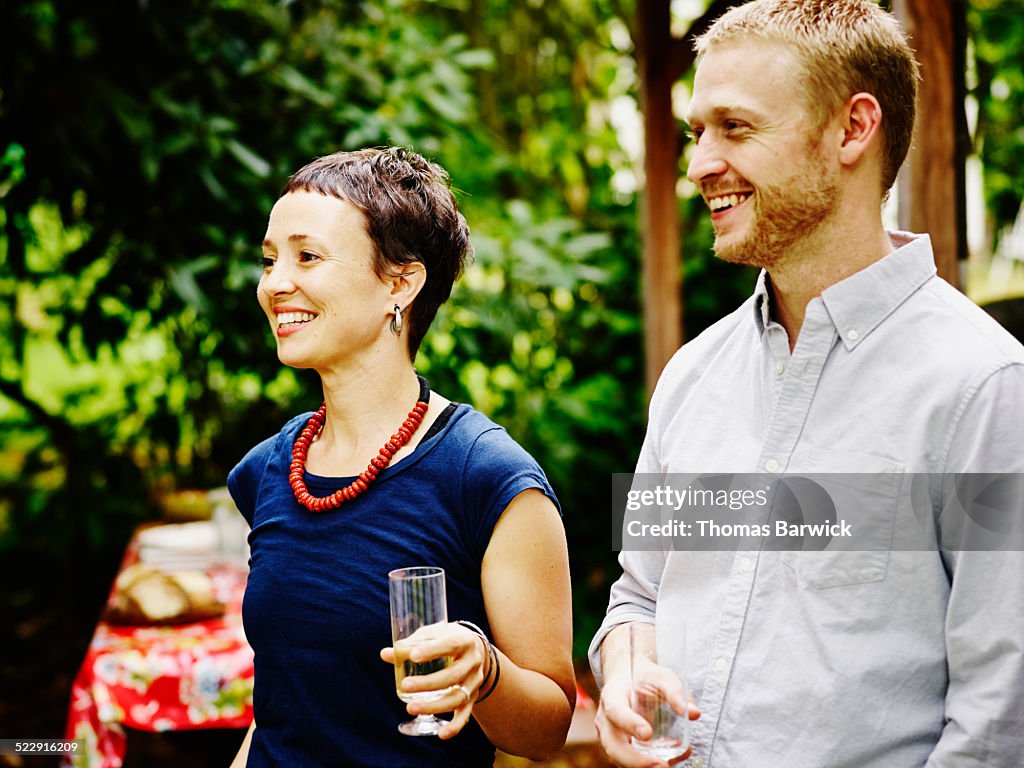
[289,376,430,512]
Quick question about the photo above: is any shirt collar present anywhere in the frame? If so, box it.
[751,231,937,348]
[753,270,772,335]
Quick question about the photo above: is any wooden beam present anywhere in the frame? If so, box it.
[637,0,683,392]
[893,0,968,288]
[633,0,744,393]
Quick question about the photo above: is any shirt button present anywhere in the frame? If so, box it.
[774,362,785,375]
[739,556,754,572]
[692,759,704,768]
[714,657,728,672]
[848,329,860,341]
[764,458,779,472]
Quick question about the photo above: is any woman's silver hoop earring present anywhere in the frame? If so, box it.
[390,304,403,335]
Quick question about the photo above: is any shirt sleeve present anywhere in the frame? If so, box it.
[227,464,255,528]
[927,362,1024,766]
[227,431,281,528]
[587,416,668,688]
[459,426,561,563]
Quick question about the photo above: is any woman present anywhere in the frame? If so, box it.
[227,147,575,767]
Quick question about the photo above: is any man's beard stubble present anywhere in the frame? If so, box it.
[712,163,840,271]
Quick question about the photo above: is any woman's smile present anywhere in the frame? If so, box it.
[273,307,318,337]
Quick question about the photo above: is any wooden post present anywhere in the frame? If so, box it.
[893,0,968,288]
[636,0,683,393]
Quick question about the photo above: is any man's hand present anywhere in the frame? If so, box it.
[594,624,699,768]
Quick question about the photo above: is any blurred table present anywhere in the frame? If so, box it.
[63,522,253,768]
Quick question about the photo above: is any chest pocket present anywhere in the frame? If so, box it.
[777,455,906,589]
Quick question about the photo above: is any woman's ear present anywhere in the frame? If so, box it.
[838,92,883,168]
[389,261,427,308]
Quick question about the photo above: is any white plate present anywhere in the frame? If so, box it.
[137,521,219,551]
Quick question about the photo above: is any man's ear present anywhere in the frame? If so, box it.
[838,92,883,168]
[389,261,427,307]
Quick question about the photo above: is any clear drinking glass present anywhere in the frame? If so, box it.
[630,622,689,760]
[388,566,454,736]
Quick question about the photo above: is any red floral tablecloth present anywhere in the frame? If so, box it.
[63,537,253,768]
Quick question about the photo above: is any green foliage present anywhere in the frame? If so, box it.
[0,0,650,656]
[969,0,1024,240]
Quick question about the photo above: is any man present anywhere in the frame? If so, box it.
[590,1,1024,767]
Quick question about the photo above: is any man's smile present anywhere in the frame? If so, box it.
[708,192,752,212]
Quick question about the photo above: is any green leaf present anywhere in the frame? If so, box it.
[452,49,495,69]
[225,139,271,178]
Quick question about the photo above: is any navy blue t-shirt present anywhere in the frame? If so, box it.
[227,403,560,768]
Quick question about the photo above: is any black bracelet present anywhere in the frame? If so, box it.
[475,643,501,703]
[455,620,493,693]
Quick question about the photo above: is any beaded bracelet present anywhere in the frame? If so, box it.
[455,620,494,695]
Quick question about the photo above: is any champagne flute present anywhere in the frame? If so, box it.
[389,566,455,736]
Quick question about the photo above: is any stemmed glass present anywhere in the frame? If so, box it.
[388,566,455,736]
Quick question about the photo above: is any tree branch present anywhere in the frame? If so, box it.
[0,375,77,448]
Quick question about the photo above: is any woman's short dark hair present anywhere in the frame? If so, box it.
[282,146,473,359]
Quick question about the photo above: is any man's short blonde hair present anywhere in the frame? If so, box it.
[695,0,920,194]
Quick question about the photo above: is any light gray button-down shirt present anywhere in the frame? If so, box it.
[590,233,1024,767]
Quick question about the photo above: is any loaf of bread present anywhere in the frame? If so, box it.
[105,564,224,625]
